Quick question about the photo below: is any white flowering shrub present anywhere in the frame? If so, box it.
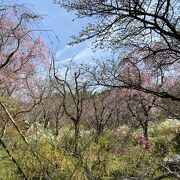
[159,119,180,135]
[148,119,180,137]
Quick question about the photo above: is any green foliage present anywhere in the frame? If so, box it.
[0,96,19,116]
[152,136,170,156]
[0,119,179,179]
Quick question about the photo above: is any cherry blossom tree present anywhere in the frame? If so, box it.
[56,0,180,102]
[0,3,49,95]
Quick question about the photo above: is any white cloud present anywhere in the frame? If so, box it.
[73,47,94,61]
[56,46,94,65]
[56,45,73,58]
[58,46,109,64]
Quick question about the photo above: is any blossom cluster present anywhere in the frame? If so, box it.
[136,135,151,149]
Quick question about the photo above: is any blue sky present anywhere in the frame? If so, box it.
[6,0,109,65]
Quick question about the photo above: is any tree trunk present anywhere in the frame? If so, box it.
[74,121,80,155]
[143,120,148,140]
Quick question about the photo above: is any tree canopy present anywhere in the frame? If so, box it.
[55,0,180,101]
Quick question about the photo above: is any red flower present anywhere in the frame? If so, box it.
[137,135,146,143]
[136,135,151,149]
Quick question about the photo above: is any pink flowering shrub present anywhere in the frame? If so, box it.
[136,135,151,149]
[137,135,146,143]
